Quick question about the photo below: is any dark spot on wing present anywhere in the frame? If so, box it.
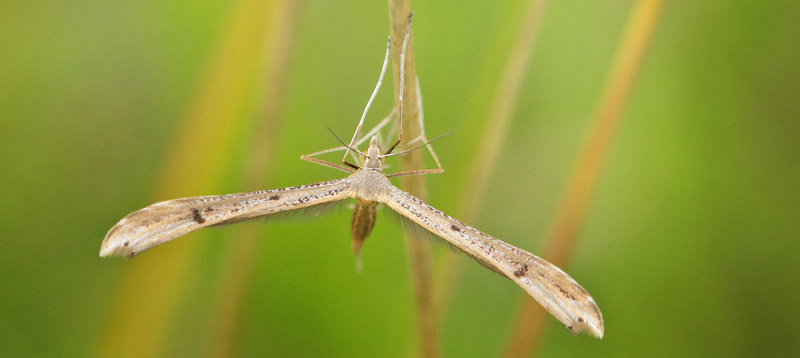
[450,224,461,232]
[123,241,129,247]
[557,284,575,300]
[513,263,529,278]
[269,195,280,201]
[191,208,206,224]
[203,207,215,212]
[578,317,584,323]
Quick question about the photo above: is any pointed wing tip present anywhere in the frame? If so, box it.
[585,324,604,339]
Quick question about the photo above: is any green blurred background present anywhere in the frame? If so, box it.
[2,0,799,357]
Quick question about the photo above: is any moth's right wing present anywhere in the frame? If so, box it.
[381,186,604,338]
[100,179,354,258]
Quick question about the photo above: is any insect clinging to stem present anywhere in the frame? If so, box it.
[100,14,604,338]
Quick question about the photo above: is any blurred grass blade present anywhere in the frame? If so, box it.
[203,1,302,357]
[434,0,548,315]
[97,0,278,357]
[387,1,437,357]
[504,0,666,356]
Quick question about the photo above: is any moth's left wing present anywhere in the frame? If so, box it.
[380,186,604,338]
[100,179,353,258]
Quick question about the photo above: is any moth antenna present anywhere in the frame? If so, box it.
[328,127,368,158]
[381,130,453,158]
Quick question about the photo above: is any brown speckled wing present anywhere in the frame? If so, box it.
[100,179,354,258]
[380,186,604,338]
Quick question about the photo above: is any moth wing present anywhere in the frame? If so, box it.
[101,179,354,258]
[380,186,603,338]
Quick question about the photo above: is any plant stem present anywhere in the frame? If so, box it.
[388,1,438,357]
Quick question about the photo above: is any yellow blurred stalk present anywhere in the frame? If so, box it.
[97,0,279,357]
[504,1,665,356]
[204,1,301,357]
